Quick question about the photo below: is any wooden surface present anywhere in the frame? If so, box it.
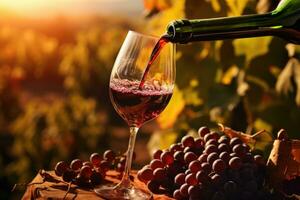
[22,170,174,200]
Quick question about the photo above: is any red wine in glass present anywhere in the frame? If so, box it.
[110,79,173,128]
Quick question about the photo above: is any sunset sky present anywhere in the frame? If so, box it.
[0,0,143,17]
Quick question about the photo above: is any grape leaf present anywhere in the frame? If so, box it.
[276,58,300,106]
[219,123,273,151]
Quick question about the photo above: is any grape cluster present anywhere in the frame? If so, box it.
[138,126,269,200]
[54,150,134,187]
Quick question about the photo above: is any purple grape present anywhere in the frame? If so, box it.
[229,157,242,170]
[70,159,83,171]
[161,151,174,165]
[189,160,202,173]
[150,159,165,170]
[207,152,219,165]
[185,173,198,186]
[174,173,186,185]
[181,136,195,147]
[184,152,197,163]
[198,126,210,138]
[103,150,115,162]
[212,159,226,174]
[55,161,69,176]
[90,153,101,167]
[153,149,163,159]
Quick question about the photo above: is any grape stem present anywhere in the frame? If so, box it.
[115,127,138,189]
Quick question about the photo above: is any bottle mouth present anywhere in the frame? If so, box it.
[166,20,193,43]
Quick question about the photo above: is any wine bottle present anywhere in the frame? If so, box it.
[166,0,300,44]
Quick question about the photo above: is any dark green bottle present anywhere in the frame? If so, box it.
[166,0,300,44]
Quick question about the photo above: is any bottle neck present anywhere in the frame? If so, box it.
[167,12,280,43]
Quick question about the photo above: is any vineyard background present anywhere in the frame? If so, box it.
[1,0,300,199]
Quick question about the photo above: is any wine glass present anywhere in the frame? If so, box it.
[94,31,175,199]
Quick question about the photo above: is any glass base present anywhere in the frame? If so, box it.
[94,183,152,200]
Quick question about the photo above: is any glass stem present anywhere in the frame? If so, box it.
[118,126,138,188]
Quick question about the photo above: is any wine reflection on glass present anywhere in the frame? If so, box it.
[94,31,175,199]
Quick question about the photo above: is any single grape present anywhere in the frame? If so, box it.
[204,133,215,143]
[90,171,103,185]
[198,153,208,163]
[55,161,69,176]
[201,162,211,174]
[184,152,197,163]
[218,143,230,153]
[174,173,186,185]
[205,144,218,154]
[90,153,101,167]
[229,157,242,170]
[62,169,76,182]
[179,183,189,197]
[181,136,195,147]
[254,155,265,166]
[230,137,242,147]
[153,168,167,180]
[138,167,153,183]
[103,150,116,162]
[218,135,229,145]
[196,170,210,184]
[150,159,165,170]
[99,160,110,173]
[147,180,160,194]
[185,173,198,186]
[189,160,202,173]
[212,159,226,174]
[198,126,210,138]
[153,149,163,159]
[211,173,221,186]
[160,151,174,165]
[174,151,185,163]
[80,166,93,180]
[70,159,83,171]
[219,151,230,163]
[207,152,219,165]
[173,189,183,200]
[170,143,183,152]
[232,144,246,156]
